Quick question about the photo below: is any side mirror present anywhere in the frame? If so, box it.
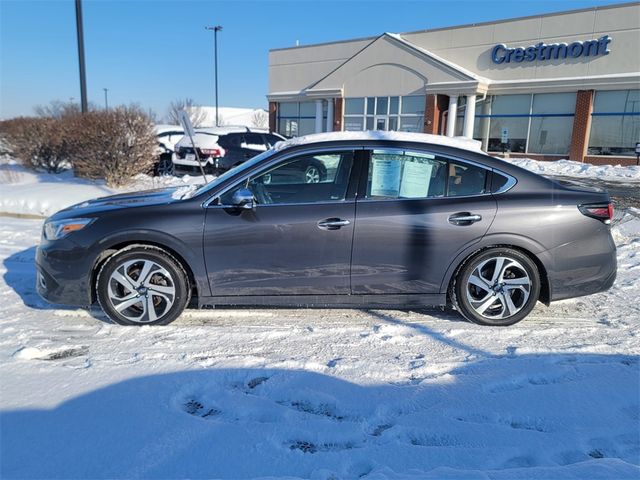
[231,188,255,210]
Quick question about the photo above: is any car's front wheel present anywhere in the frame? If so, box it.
[96,246,190,326]
[452,248,540,326]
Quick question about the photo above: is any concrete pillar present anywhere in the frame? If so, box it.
[326,99,334,133]
[463,94,476,139]
[315,99,323,133]
[569,90,594,162]
[446,95,458,137]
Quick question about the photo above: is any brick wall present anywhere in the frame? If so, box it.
[423,94,449,135]
[268,102,277,132]
[569,90,594,162]
[333,98,343,131]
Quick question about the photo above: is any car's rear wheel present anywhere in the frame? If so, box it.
[154,154,175,176]
[452,248,540,326]
[96,246,190,326]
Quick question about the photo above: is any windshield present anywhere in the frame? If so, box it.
[187,148,279,198]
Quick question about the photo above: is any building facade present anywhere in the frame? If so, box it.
[267,3,640,164]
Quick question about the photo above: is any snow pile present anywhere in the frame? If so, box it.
[0,161,211,217]
[502,157,640,180]
[274,131,484,153]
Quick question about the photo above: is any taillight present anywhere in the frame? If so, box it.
[578,202,613,224]
[200,147,225,157]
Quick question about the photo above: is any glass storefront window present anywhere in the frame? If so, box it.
[401,95,425,115]
[345,98,365,115]
[389,97,399,115]
[588,90,640,156]
[344,117,364,131]
[343,95,425,133]
[377,97,388,115]
[277,101,323,137]
[528,93,576,154]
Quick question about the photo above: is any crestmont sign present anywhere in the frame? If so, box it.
[491,35,612,64]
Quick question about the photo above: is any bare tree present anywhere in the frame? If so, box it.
[250,109,269,129]
[34,99,95,118]
[166,98,207,127]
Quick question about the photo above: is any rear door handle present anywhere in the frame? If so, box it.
[448,212,482,225]
[317,218,351,230]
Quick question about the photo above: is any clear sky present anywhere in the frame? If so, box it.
[0,0,628,120]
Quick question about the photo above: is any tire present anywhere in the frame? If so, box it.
[154,154,175,177]
[452,247,540,326]
[96,246,190,326]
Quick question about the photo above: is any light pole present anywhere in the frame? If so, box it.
[205,25,223,126]
[103,88,109,110]
[75,0,88,113]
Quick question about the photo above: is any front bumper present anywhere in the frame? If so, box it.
[36,239,94,307]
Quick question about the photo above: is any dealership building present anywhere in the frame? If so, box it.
[267,2,640,164]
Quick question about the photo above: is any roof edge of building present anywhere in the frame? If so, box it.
[269,1,639,53]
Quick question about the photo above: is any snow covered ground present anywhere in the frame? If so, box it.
[0,155,639,478]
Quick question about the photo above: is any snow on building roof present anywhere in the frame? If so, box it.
[274,131,484,153]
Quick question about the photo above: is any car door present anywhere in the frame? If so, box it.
[351,148,497,294]
[203,149,358,296]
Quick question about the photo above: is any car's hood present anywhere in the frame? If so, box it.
[51,185,199,220]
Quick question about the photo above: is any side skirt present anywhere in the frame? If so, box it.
[197,294,446,309]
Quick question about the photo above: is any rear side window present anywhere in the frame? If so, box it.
[242,133,268,151]
[364,150,490,200]
[218,134,242,149]
[447,162,488,197]
[263,134,283,147]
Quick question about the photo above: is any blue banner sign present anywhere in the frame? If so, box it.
[491,35,612,64]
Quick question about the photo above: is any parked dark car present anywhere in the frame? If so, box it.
[36,132,616,326]
[172,127,285,173]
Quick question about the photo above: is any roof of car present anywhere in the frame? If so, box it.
[194,126,274,135]
[273,131,484,153]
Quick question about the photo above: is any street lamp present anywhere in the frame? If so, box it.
[103,88,109,110]
[205,25,223,126]
[75,0,88,113]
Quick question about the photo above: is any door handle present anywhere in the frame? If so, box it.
[317,218,351,230]
[448,212,482,225]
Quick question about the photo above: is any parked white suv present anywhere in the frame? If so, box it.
[172,126,285,173]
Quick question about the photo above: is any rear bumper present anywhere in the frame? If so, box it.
[172,154,217,168]
[544,227,617,302]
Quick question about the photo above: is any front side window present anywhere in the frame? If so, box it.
[220,152,354,206]
[365,151,488,200]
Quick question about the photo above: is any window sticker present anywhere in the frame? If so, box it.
[400,160,433,198]
[371,158,401,197]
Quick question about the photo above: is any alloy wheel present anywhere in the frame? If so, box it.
[465,256,531,320]
[107,259,176,323]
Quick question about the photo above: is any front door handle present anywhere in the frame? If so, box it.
[448,212,482,226]
[317,218,351,230]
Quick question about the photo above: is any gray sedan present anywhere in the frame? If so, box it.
[36,132,616,326]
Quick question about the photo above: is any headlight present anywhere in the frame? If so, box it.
[43,218,94,241]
